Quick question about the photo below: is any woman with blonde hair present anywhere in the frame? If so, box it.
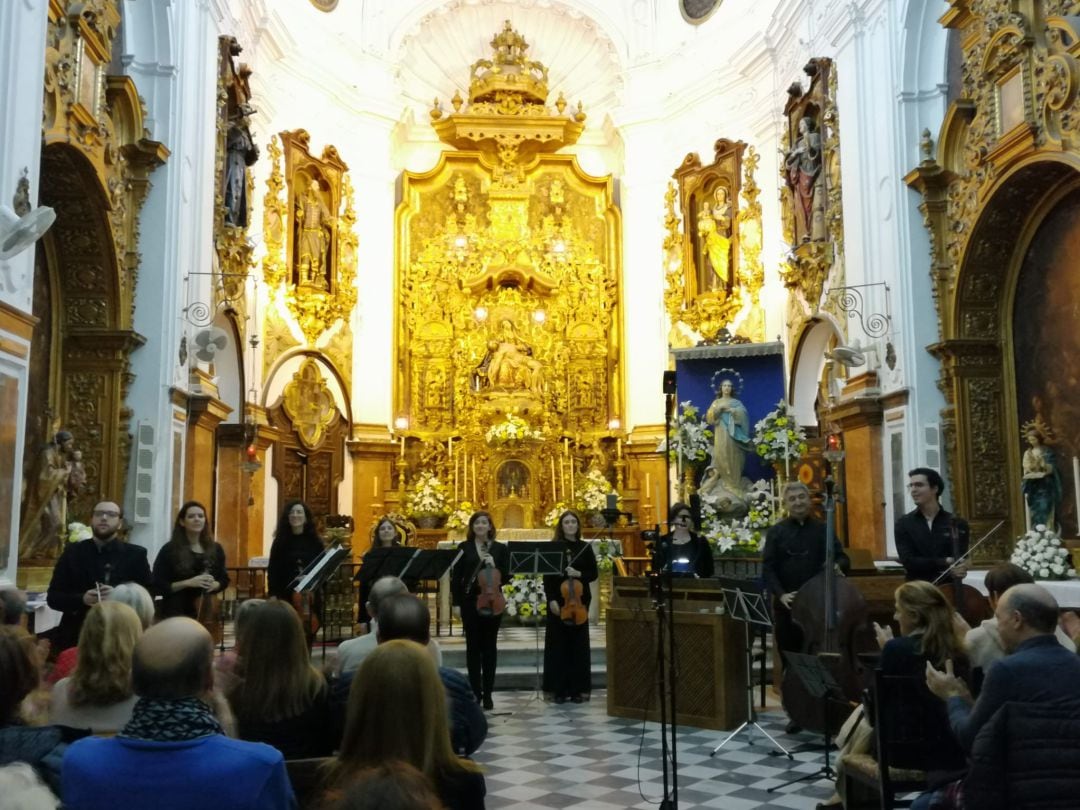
[50,601,142,734]
[327,640,485,810]
[226,598,333,758]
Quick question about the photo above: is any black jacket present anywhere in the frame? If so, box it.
[655,532,714,578]
[894,507,969,582]
[152,542,230,619]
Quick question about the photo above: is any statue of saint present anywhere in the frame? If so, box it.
[1021,418,1062,530]
[697,185,733,290]
[223,106,258,227]
[784,115,822,242]
[295,178,334,288]
[704,378,751,497]
[473,320,543,396]
[19,430,79,560]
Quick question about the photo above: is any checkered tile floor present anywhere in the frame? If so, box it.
[472,690,837,810]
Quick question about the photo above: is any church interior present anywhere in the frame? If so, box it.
[3,0,1080,808]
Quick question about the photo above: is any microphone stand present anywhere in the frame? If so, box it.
[656,380,679,810]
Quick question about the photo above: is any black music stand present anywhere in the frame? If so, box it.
[293,543,349,664]
[711,578,791,759]
[767,650,843,791]
[353,546,418,586]
[508,542,565,699]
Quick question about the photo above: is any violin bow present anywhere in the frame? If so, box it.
[932,520,1005,586]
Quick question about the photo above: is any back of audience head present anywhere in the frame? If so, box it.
[983,563,1034,606]
[334,640,475,784]
[233,597,266,646]
[131,617,213,700]
[0,762,59,810]
[1,588,27,626]
[0,627,39,724]
[368,576,408,620]
[997,583,1059,652]
[106,582,155,630]
[327,761,444,810]
[894,580,965,665]
[70,601,142,707]
[376,594,430,645]
[229,597,323,723]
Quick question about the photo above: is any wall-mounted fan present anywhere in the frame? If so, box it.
[0,204,55,260]
[192,327,229,363]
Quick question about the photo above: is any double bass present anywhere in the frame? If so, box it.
[934,520,999,627]
[780,477,871,735]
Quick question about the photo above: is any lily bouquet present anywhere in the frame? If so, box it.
[752,400,807,464]
[1011,524,1074,580]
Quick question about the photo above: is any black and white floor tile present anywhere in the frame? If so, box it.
[473,690,836,810]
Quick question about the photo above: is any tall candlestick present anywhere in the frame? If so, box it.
[559,457,566,500]
[399,435,405,458]
[550,456,557,500]
[472,456,477,503]
[645,471,651,497]
[616,437,622,460]
[373,475,379,498]
[569,457,575,497]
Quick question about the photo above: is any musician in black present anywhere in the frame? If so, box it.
[762,482,850,655]
[46,500,152,650]
[654,502,714,578]
[895,467,969,583]
[267,500,324,601]
[153,500,229,620]
[450,511,509,710]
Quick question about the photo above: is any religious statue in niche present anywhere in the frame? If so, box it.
[784,114,823,243]
[497,460,530,499]
[224,104,259,227]
[19,429,85,560]
[696,184,733,290]
[295,176,335,289]
[701,373,751,516]
[1021,416,1062,530]
[472,319,544,396]
[217,38,259,229]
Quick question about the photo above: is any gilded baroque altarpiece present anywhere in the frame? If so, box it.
[906,0,1080,552]
[394,23,625,526]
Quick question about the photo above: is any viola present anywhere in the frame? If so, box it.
[559,544,590,626]
[475,543,506,617]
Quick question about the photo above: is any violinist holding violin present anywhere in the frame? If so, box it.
[451,511,509,710]
[895,468,970,584]
[542,510,598,704]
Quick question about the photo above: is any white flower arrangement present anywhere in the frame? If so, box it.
[404,470,450,518]
[1010,524,1075,581]
[66,521,92,544]
[701,481,773,555]
[485,414,543,446]
[501,575,548,619]
[664,401,713,465]
[753,400,808,464]
[445,501,474,531]
[575,468,616,513]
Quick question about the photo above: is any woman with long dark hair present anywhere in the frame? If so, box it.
[153,501,229,620]
[655,501,714,578]
[356,516,409,632]
[451,511,509,710]
[267,500,324,601]
[542,510,597,704]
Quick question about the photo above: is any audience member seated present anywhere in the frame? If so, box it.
[962,563,1074,693]
[0,627,87,794]
[916,583,1080,809]
[48,582,154,686]
[213,598,264,694]
[325,760,444,810]
[824,580,969,809]
[61,617,294,810]
[1,587,28,626]
[335,576,442,676]
[226,597,335,759]
[349,593,486,757]
[50,601,142,734]
[0,762,60,810]
[326,639,486,810]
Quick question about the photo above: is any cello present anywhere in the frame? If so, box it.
[934,520,1001,627]
[780,476,871,735]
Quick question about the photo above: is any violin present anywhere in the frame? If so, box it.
[559,544,590,626]
[475,542,506,617]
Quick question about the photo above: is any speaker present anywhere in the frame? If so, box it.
[662,370,677,394]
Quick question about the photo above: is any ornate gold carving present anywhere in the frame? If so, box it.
[282,358,339,450]
[429,22,585,189]
[664,145,766,344]
[260,132,358,346]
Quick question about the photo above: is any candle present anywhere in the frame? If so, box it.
[570,457,575,496]
[645,471,651,496]
[373,475,379,498]
[559,457,566,499]
[453,454,458,502]
[400,435,405,458]
[616,437,622,460]
[550,456,557,499]
[472,456,477,502]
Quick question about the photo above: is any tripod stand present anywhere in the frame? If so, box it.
[767,650,843,791]
[711,578,791,759]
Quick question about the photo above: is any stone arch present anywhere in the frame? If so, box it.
[789,316,842,431]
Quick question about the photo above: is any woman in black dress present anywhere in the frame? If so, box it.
[542,509,597,704]
[153,500,229,621]
[451,511,509,710]
[654,501,714,578]
[267,500,324,619]
[357,515,413,632]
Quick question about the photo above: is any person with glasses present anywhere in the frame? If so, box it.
[654,502,714,579]
[895,467,970,583]
[45,500,152,651]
